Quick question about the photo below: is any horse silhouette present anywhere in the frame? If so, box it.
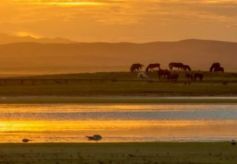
[169,62,184,70]
[146,63,160,72]
[130,63,143,72]
[210,63,224,72]
[210,63,220,72]
[185,72,204,81]
[182,65,191,71]
[214,66,224,72]
[137,72,150,80]
[185,72,193,80]
[167,72,179,81]
[158,69,170,79]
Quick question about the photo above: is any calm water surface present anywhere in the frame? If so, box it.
[0,104,237,143]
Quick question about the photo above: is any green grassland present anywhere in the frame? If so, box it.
[0,142,236,164]
[0,71,237,97]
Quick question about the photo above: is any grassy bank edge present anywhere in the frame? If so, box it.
[0,141,231,147]
[0,96,237,104]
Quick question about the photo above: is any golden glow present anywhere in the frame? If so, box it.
[0,1,237,44]
[0,104,237,142]
[0,120,217,132]
[14,0,104,6]
[15,31,42,39]
[41,2,102,7]
[0,120,236,142]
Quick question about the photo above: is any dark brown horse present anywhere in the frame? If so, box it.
[185,72,204,81]
[130,63,143,72]
[146,63,160,72]
[182,65,191,71]
[167,72,179,81]
[169,62,184,70]
[185,72,193,80]
[210,63,220,72]
[210,63,224,72]
[213,66,224,72]
[158,69,170,79]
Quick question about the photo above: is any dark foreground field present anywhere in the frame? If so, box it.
[0,72,237,97]
[0,143,236,164]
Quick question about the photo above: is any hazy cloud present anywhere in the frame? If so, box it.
[0,0,237,42]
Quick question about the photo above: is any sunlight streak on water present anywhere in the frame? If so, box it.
[0,104,236,142]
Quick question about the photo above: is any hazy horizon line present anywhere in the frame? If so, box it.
[1,33,237,45]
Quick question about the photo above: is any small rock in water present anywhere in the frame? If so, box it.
[86,134,102,142]
[22,138,31,143]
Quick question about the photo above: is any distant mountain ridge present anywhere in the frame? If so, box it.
[0,38,236,74]
[0,33,73,44]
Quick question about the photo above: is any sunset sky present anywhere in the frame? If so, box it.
[1,0,237,42]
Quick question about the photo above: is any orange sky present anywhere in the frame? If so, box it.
[1,0,237,42]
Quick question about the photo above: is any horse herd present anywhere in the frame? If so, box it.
[130,62,225,82]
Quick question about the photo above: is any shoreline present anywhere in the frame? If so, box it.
[0,96,237,104]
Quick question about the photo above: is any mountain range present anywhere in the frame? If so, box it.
[0,34,236,75]
[0,33,72,44]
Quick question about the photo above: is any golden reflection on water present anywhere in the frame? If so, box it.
[0,120,236,142]
[0,104,237,142]
[0,120,215,132]
[0,104,218,113]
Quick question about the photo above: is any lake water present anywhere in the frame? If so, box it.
[0,104,237,143]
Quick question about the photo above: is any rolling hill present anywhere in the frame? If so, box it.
[0,39,236,75]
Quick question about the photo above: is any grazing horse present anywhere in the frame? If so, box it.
[185,72,193,85]
[158,69,171,79]
[213,66,224,72]
[185,72,204,81]
[169,62,184,70]
[185,72,193,80]
[210,63,221,72]
[182,65,191,71]
[146,63,160,72]
[137,72,150,80]
[167,72,179,81]
[130,63,143,72]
